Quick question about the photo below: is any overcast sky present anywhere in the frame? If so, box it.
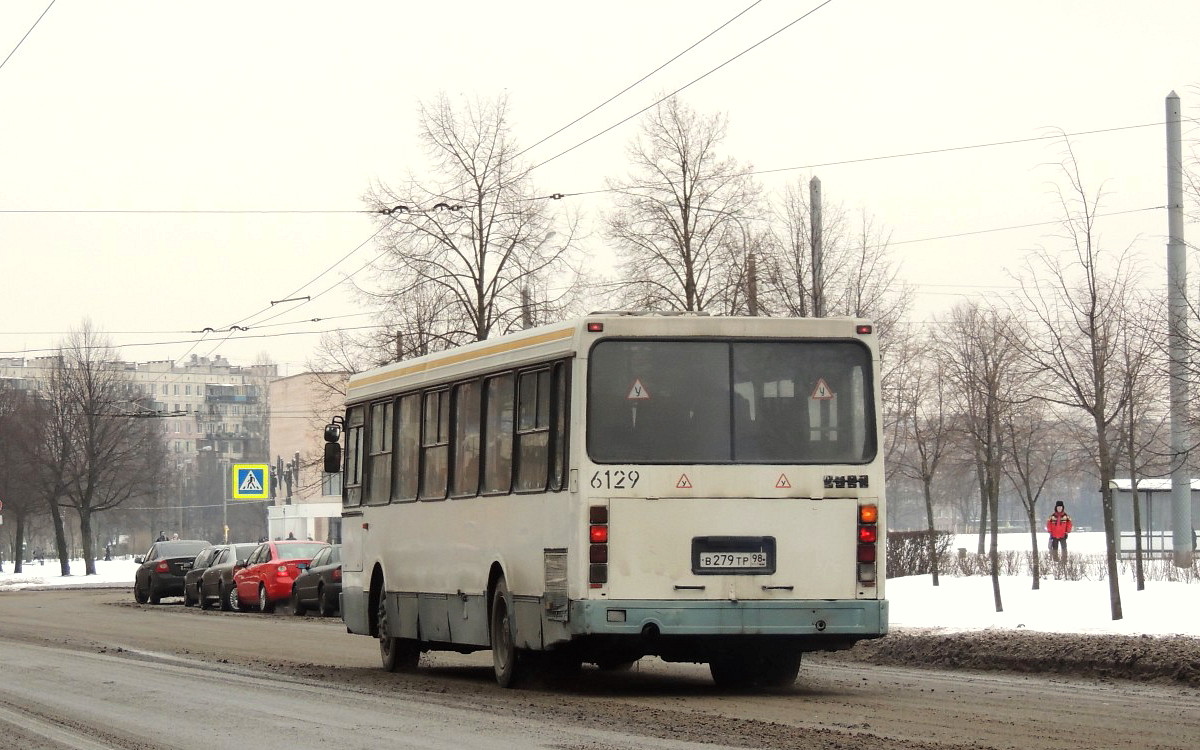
[1,1,1196,374]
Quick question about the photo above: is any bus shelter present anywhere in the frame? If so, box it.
[1108,478,1200,557]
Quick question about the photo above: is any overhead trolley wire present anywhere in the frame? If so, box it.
[533,121,1171,202]
[523,0,838,176]
[507,0,769,167]
[0,0,55,74]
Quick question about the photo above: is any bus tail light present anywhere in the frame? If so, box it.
[858,503,878,587]
[589,505,608,587]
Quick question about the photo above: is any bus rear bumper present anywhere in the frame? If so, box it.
[570,598,888,639]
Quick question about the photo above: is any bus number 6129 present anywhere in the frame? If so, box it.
[590,470,640,490]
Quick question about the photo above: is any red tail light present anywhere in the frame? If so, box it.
[277,565,288,574]
[332,568,342,581]
[589,505,608,587]
[858,503,879,587]
[155,561,170,573]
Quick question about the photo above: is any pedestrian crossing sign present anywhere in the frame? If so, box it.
[232,464,269,500]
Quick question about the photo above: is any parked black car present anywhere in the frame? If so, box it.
[198,543,259,611]
[290,544,341,616]
[183,545,225,607]
[133,540,210,604]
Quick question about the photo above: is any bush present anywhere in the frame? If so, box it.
[909,545,1200,583]
[886,530,954,578]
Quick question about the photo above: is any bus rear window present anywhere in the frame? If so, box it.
[587,339,875,465]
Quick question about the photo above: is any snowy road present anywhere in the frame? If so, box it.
[0,589,1197,750]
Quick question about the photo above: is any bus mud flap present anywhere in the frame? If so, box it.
[514,595,544,650]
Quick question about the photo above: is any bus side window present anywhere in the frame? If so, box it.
[366,400,393,506]
[420,389,450,500]
[482,374,514,494]
[343,405,365,507]
[516,369,551,492]
[392,393,420,502]
[451,380,481,497]
[548,361,569,492]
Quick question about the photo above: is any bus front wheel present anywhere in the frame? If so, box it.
[490,578,526,688]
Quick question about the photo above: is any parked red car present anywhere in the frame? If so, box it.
[232,540,328,613]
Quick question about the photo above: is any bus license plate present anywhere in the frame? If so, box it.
[699,552,768,569]
[691,537,777,575]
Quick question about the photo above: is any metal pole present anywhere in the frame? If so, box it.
[810,176,823,317]
[747,251,758,316]
[1166,91,1193,567]
[222,461,229,544]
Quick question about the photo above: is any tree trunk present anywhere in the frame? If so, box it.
[13,514,26,574]
[975,461,988,555]
[48,494,71,576]
[989,485,1003,613]
[1097,431,1123,620]
[78,507,97,576]
[1027,505,1041,590]
[923,477,940,586]
[1130,485,1145,591]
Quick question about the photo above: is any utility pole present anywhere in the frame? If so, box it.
[520,287,535,329]
[1166,91,1192,568]
[810,176,823,317]
[747,252,758,316]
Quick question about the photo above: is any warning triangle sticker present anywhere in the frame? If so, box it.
[810,378,835,400]
[775,474,792,489]
[676,474,693,489]
[627,379,650,400]
[239,471,263,493]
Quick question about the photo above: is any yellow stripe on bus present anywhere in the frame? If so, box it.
[349,326,576,392]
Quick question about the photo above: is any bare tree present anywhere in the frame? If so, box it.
[364,93,580,349]
[605,96,761,313]
[0,384,44,573]
[1012,139,1139,620]
[762,182,911,332]
[938,302,1025,612]
[30,360,76,576]
[52,324,170,574]
[1114,293,1171,591]
[1001,400,1068,590]
[890,333,953,585]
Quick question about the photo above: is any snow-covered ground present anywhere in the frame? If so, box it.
[2,532,1197,638]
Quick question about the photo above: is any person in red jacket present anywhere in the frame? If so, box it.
[1046,501,1073,561]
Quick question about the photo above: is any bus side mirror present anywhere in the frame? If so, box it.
[324,441,342,474]
[324,417,343,444]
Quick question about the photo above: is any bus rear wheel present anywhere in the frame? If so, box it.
[490,578,526,688]
[378,596,419,672]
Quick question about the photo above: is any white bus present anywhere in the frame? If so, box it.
[323,313,887,688]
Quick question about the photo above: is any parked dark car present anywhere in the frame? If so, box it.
[133,540,210,604]
[198,543,260,611]
[234,540,328,613]
[183,545,225,607]
[290,544,341,616]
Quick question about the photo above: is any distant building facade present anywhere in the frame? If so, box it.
[0,354,278,549]
[265,372,347,543]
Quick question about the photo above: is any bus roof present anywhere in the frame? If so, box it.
[346,314,874,403]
